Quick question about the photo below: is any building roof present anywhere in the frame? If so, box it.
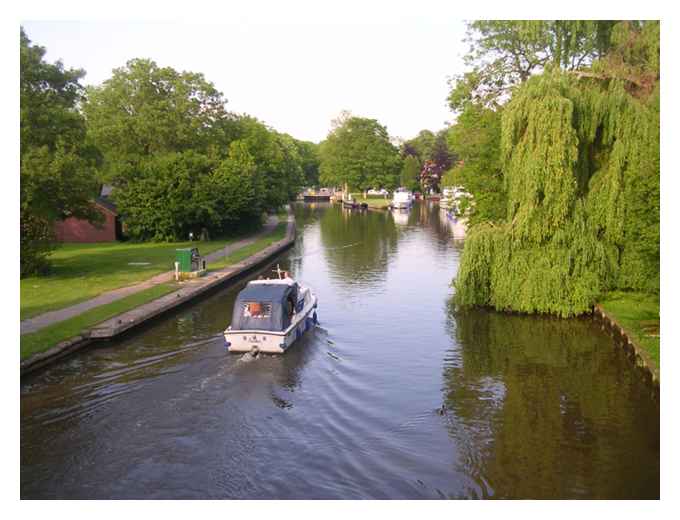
[95,197,117,215]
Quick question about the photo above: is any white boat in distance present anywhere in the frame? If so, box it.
[224,267,318,354]
[392,188,413,209]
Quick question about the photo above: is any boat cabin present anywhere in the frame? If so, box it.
[231,279,299,332]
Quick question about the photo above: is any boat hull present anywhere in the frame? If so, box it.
[224,295,318,354]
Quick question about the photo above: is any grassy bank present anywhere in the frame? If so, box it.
[20,283,178,360]
[20,219,290,360]
[598,291,660,369]
[20,225,276,320]
[207,222,288,270]
[349,193,391,209]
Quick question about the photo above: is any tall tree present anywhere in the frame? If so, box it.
[233,117,304,210]
[448,20,617,112]
[454,21,660,316]
[319,116,401,192]
[83,58,234,182]
[442,105,506,225]
[295,140,321,187]
[400,155,420,192]
[20,27,100,275]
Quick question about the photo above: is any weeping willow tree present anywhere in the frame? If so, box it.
[454,21,659,317]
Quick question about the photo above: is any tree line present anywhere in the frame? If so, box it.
[317,110,457,195]
[445,21,660,316]
[20,28,320,276]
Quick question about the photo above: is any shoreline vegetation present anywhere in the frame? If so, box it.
[349,193,392,209]
[597,291,660,370]
[20,215,289,360]
[441,22,660,368]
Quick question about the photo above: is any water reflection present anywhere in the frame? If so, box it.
[319,205,398,291]
[21,202,659,499]
[443,304,660,499]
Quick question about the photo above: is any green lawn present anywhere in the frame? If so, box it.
[21,283,178,360]
[598,291,660,369]
[21,236,249,320]
[349,193,391,209]
[207,223,288,270]
[364,199,391,209]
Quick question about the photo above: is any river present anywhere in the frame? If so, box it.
[20,202,659,499]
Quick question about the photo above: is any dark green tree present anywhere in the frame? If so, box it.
[294,140,321,187]
[234,117,304,210]
[20,27,101,276]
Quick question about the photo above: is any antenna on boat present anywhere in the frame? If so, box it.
[274,264,284,279]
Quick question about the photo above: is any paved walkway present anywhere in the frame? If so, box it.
[20,216,280,336]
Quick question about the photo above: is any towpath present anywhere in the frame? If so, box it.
[20,216,279,335]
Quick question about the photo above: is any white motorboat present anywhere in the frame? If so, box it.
[439,187,457,210]
[224,267,318,354]
[439,186,473,215]
[391,188,413,209]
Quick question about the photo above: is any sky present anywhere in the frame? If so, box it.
[22,20,468,144]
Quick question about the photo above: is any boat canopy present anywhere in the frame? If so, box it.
[231,281,299,332]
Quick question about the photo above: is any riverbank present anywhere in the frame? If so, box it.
[348,193,391,209]
[596,291,660,384]
[20,212,296,375]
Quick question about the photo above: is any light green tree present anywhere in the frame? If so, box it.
[84,58,234,181]
[442,105,506,225]
[319,116,401,192]
[400,155,420,192]
[454,21,660,316]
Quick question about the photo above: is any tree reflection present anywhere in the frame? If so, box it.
[443,303,660,499]
[319,205,398,291]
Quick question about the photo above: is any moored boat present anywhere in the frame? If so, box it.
[224,267,318,354]
[391,188,413,209]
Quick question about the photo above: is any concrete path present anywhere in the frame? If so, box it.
[20,216,280,336]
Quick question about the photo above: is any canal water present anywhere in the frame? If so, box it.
[20,203,659,499]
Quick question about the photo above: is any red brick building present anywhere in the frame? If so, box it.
[54,198,119,243]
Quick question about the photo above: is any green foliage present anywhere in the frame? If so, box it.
[400,155,420,191]
[403,129,456,192]
[448,20,616,112]
[444,105,506,224]
[83,58,233,179]
[20,213,56,277]
[83,60,306,237]
[206,140,264,230]
[454,21,659,316]
[319,116,402,191]
[232,117,304,210]
[113,150,266,241]
[402,129,436,162]
[295,140,321,187]
[20,28,101,276]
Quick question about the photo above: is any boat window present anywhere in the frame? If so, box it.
[243,302,272,318]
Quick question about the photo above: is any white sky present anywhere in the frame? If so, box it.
[21,20,467,143]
